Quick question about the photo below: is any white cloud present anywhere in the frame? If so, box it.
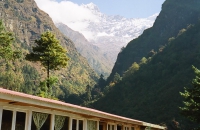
[97,32,114,37]
[34,0,99,35]
[34,0,156,42]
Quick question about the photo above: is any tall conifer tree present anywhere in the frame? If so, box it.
[0,20,19,61]
[0,20,21,90]
[180,65,200,123]
[26,31,69,88]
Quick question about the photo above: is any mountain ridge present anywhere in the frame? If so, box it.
[107,0,200,82]
[92,0,200,128]
[56,22,113,77]
[35,1,157,64]
[93,21,200,128]
[0,0,98,97]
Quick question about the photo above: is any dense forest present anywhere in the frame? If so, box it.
[91,0,200,129]
[93,22,200,129]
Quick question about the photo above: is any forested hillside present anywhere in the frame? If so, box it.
[92,0,200,129]
[107,0,200,82]
[93,20,200,129]
[0,0,98,100]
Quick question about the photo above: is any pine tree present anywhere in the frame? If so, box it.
[113,72,122,83]
[180,65,200,123]
[0,20,22,91]
[98,74,106,89]
[25,31,69,88]
[85,84,92,101]
[0,20,20,61]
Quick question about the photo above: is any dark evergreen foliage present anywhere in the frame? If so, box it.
[180,66,200,125]
[22,64,40,94]
[0,20,20,61]
[93,21,200,129]
[107,0,200,84]
[25,31,69,88]
[92,1,200,128]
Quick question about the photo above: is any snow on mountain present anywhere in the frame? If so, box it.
[35,0,157,69]
[78,3,158,62]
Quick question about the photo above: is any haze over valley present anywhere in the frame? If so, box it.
[35,0,158,76]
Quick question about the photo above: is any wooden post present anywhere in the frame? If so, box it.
[76,120,79,130]
[25,110,32,130]
[0,106,3,130]
[50,114,55,130]
[83,119,87,130]
[97,121,99,130]
[114,124,117,130]
[11,110,16,130]
[69,117,73,130]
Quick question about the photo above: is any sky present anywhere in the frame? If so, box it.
[55,0,166,18]
[35,0,166,40]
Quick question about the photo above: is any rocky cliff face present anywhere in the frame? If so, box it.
[0,0,98,94]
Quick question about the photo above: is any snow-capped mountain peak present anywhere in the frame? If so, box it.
[70,3,157,43]
[35,0,158,67]
[81,3,100,13]
[69,3,158,62]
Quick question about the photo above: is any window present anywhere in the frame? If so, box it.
[131,127,135,130]
[72,119,77,130]
[99,122,106,130]
[60,116,69,130]
[79,120,83,130]
[1,110,13,130]
[31,111,49,130]
[108,124,115,130]
[88,120,97,130]
[124,126,129,130]
[117,125,122,130]
[15,111,26,130]
[41,114,50,130]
